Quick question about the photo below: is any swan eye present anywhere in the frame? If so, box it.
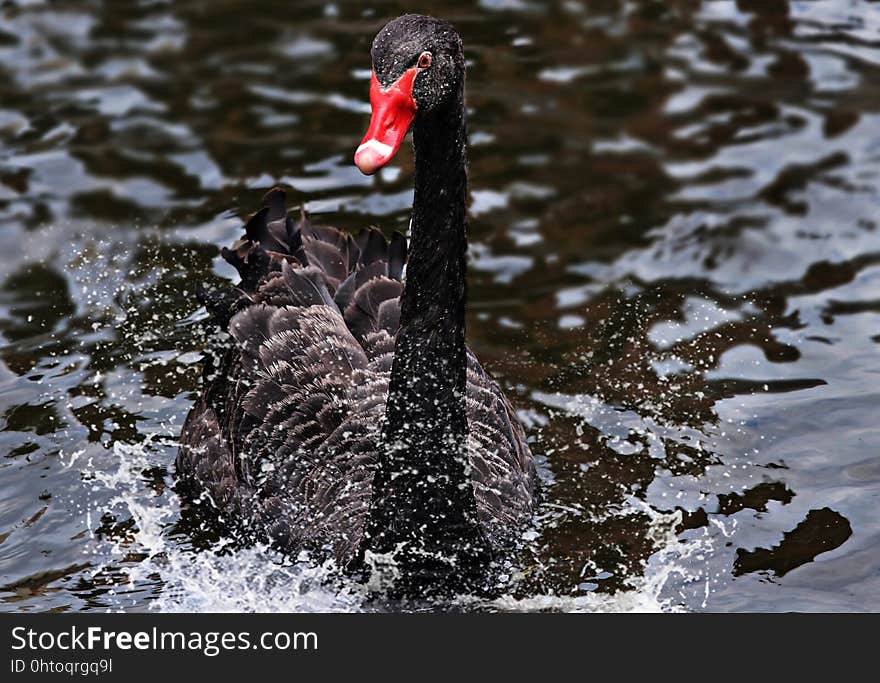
[417,52,432,68]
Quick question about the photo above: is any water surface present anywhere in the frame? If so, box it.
[1,0,879,612]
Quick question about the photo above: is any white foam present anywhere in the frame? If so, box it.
[86,440,365,613]
[83,436,709,612]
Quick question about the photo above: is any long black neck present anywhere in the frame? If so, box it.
[363,79,491,594]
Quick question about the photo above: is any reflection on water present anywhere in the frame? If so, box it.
[1,0,879,612]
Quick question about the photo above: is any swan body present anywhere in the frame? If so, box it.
[178,15,537,594]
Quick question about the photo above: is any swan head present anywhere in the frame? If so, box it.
[354,15,465,175]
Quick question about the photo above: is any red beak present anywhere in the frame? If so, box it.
[354,68,418,175]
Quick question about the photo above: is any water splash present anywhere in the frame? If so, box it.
[73,436,709,612]
[490,502,716,613]
[79,440,366,613]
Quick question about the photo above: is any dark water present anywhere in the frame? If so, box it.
[1,0,878,612]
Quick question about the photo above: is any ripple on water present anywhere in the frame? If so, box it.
[1,0,880,612]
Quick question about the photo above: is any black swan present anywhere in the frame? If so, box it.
[177,14,537,595]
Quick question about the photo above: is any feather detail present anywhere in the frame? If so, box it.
[177,188,536,571]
